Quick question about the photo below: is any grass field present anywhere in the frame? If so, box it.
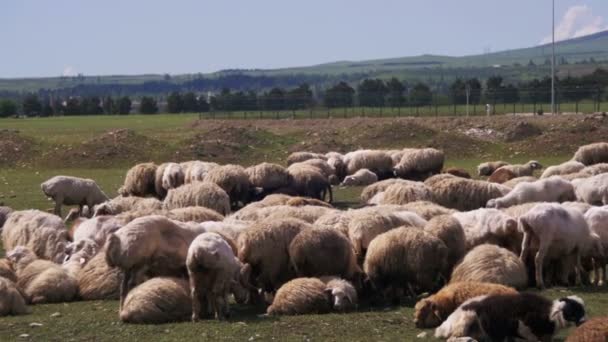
[1,114,607,341]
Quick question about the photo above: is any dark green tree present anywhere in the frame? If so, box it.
[64,97,81,115]
[41,103,54,117]
[409,82,432,106]
[139,96,158,114]
[450,78,467,104]
[357,79,387,107]
[22,94,42,116]
[102,97,115,114]
[0,99,17,117]
[81,96,103,115]
[182,92,199,112]
[263,87,286,111]
[117,96,132,115]
[324,82,355,108]
[485,76,504,104]
[286,83,313,110]
[167,92,184,113]
[386,78,406,107]
[198,95,210,112]
[465,78,482,104]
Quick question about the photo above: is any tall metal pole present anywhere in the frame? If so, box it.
[551,0,556,114]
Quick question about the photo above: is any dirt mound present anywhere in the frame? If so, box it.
[0,130,34,166]
[504,122,542,142]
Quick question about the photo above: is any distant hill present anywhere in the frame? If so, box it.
[1,30,607,95]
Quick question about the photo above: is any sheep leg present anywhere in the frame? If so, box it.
[53,197,63,217]
[519,232,531,261]
[214,294,228,320]
[535,246,547,289]
[189,276,200,322]
[600,262,606,287]
[575,251,583,286]
[120,269,132,310]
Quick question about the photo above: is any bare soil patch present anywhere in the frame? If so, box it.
[0,130,35,167]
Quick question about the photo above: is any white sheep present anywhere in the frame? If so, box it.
[163,181,231,215]
[41,176,109,217]
[486,176,575,209]
[452,208,519,251]
[519,203,601,288]
[93,196,163,216]
[186,232,247,321]
[184,161,219,183]
[340,169,378,186]
[393,148,444,180]
[572,142,608,165]
[155,162,185,198]
[540,160,585,178]
[583,206,608,286]
[343,150,394,179]
[572,173,608,205]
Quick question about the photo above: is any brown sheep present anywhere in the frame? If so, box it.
[424,215,466,272]
[572,142,608,166]
[204,164,253,208]
[163,181,231,216]
[77,252,122,300]
[118,163,157,197]
[286,164,333,203]
[360,179,410,203]
[167,206,224,223]
[0,258,17,283]
[427,176,510,211]
[245,162,291,192]
[0,277,29,316]
[488,168,517,183]
[443,167,471,179]
[266,277,331,315]
[401,201,456,220]
[120,277,192,324]
[566,316,608,342]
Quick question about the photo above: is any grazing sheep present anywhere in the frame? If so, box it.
[583,206,608,286]
[364,227,448,298]
[118,162,157,197]
[413,281,517,328]
[319,276,358,312]
[259,205,335,224]
[360,178,411,203]
[424,215,466,270]
[436,293,586,341]
[572,173,608,205]
[7,246,78,304]
[344,150,394,179]
[93,196,162,216]
[104,215,206,308]
[0,206,13,230]
[154,162,185,199]
[450,244,528,289]
[41,176,109,217]
[340,168,378,186]
[285,164,333,202]
[452,208,520,251]
[266,277,331,315]
[566,316,608,342]
[0,259,17,282]
[197,220,250,243]
[393,148,445,180]
[495,160,543,177]
[2,209,68,263]
[204,164,252,207]
[289,227,362,283]
[502,176,537,188]
[401,201,456,220]
[486,176,576,208]
[488,168,517,184]
[187,232,247,321]
[325,153,346,182]
[120,277,191,324]
[443,167,471,179]
[519,203,601,288]
[77,252,122,300]
[541,160,585,178]
[299,158,336,179]
[163,181,231,215]
[245,162,291,192]
[427,176,510,211]
[287,152,326,165]
[477,161,509,176]
[573,142,608,166]
[184,161,219,183]
[374,181,434,205]
[0,277,29,316]
[237,218,313,293]
[167,206,224,223]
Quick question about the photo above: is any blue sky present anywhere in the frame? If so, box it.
[2,0,608,78]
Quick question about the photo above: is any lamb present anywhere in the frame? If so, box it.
[0,277,29,316]
[120,277,192,324]
[572,173,608,205]
[319,276,358,312]
[163,181,231,215]
[245,162,291,192]
[486,176,576,208]
[104,215,206,308]
[424,215,466,270]
[450,244,528,289]
[519,203,601,288]
[2,209,68,263]
[77,252,122,300]
[289,227,362,284]
[266,277,332,315]
[573,142,608,165]
[0,206,13,230]
[360,178,411,203]
[373,181,434,205]
[344,150,394,179]
[363,227,448,298]
[93,196,163,216]
[435,293,586,341]
[488,167,517,184]
[41,175,109,217]
[541,160,585,178]
[184,161,219,183]
[393,148,445,180]
[118,162,157,197]
[7,246,79,304]
[284,164,333,202]
[154,162,185,199]
[286,152,326,165]
[477,160,509,176]
[340,168,378,186]
[237,218,312,294]
[566,316,608,342]
[452,208,520,251]
[204,164,252,207]
[427,176,510,211]
[583,206,608,286]
[495,160,543,177]
[187,232,247,321]
[413,281,517,328]
[167,206,224,223]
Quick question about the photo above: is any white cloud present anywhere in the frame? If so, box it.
[540,5,608,44]
[62,65,77,77]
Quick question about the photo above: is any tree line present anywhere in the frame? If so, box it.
[1,68,606,117]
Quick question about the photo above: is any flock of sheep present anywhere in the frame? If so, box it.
[2,142,608,340]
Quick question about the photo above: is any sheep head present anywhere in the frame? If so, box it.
[414,298,443,328]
